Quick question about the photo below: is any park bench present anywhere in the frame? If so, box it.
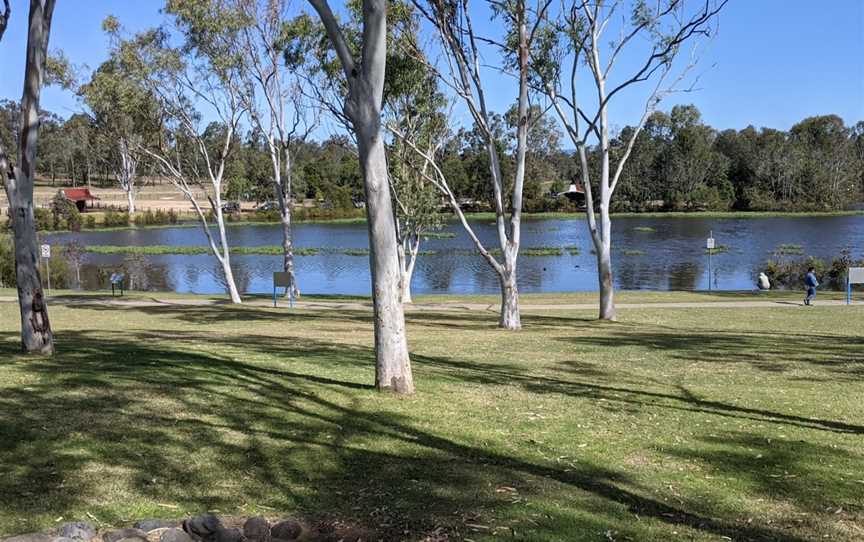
[109,272,125,297]
[848,267,864,305]
[273,271,295,308]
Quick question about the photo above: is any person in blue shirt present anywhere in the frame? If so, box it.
[804,267,819,305]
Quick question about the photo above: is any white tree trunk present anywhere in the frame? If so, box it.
[358,119,414,393]
[280,204,298,298]
[126,188,136,214]
[499,263,521,330]
[399,236,419,304]
[213,200,242,304]
[220,255,242,304]
[1,0,56,354]
[310,0,414,394]
[6,186,54,353]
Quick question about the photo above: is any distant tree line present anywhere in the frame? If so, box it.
[2,100,861,213]
[612,106,864,212]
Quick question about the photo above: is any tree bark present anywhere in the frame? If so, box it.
[6,185,54,353]
[280,203,298,298]
[1,0,56,354]
[310,0,414,394]
[499,264,521,330]
[126,189,136,214]
[597,239,616,321]
[357,112,413,393]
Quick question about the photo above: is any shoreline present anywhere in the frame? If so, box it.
[31,209,864,235]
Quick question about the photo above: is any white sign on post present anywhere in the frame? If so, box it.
[706,238,715,250]
[40,244,51,259]
[849,267,864,284]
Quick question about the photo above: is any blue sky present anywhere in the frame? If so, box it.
[1,0,862,133]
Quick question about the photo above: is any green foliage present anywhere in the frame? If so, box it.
[0,235,69,289]
[764,249,862,290]
[133,209,179,227]
[0,236,14,288]
[50,192,82,232]
[103,210,131,227]
[34,208,54,231]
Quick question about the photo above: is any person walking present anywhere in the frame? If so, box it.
[804,267,819,305]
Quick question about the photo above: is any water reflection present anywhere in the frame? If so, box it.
[45,215,864,295]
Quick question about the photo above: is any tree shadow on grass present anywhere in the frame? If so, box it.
[558,327,864,380]
[1,319,851,541]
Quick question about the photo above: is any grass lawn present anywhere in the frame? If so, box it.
[0,296,862,540]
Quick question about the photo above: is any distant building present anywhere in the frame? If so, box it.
[60,188,100,212]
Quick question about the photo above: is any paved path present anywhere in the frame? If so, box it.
[0,295,851,312]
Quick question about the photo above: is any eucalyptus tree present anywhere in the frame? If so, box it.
[383,5,448,304]
[118,16,245,303]
[404,0,550,330]
[386,84,448,304]
[0,0,57,353]
[80,17,160,213]
[228,0,317,299]
[307,0,414,393]
[535,0,727,320]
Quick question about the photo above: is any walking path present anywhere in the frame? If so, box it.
[0,295,851,312]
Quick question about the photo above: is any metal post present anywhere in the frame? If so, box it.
[707,230,712,292]
[273,286,277,308]
[849,273,852,306]
[44,257,51,295]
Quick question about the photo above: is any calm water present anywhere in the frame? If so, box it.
[45,215,864,295]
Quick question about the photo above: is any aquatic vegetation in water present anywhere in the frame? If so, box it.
[633,226,656,233]
[622,249,646,256]
[773,243,804,255]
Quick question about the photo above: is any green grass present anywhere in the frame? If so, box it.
[0,294,862,540]
[421,232,456,239]
[705,245,731,255]
[611,210,864,219]
[774,243,805,255]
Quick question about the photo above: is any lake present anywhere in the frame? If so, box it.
[45,215,864,295]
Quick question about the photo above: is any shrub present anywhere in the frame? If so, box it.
[764,249,863,290]
[34,208,53,231]
[103,210,130,227]
[0,235,69,289]
[50,192,81,231]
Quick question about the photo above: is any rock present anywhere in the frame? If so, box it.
[117,538,151,542]
[270,521,302,542]
[213,529,242,542]
[133,521,180,534]
[182,515,222,542]
[157,531,192,542]
[241,518,269,542]
[1,533,55,542]
[58,523,97,542]
[103,530,148,542]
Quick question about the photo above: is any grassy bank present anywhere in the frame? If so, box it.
[79,245,587,258]
[1,294,862,540]
[31,208,864,235]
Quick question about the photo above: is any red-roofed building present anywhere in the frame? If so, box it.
[60,188,100,212]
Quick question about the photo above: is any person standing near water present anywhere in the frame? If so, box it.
[804,267,819,305]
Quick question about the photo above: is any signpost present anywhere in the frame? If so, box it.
[848,267,864,305]
[706,232,715,292]
[273,272,294,308]
[40,244,51,294]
